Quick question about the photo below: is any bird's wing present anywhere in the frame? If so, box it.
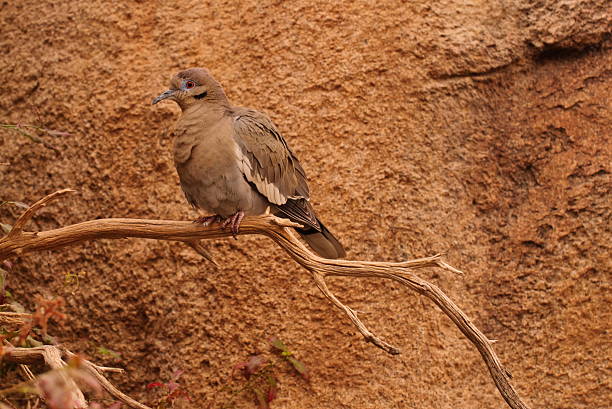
[232,108,320,230]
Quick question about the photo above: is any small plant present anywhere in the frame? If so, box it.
[269,338,309,381]
[38,355,102,409]
[1,123,69,153]
[0,291,130,409]
[97,345,122,361]
[219,337,310,409]
[0,294,66,347]
[64,270,88,292]
[17,296,67,345]
[231,354,278,408]
[146,369,191,408]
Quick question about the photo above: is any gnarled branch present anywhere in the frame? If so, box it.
[0,190,531,409]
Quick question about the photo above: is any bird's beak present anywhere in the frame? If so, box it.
[152,89,177,105]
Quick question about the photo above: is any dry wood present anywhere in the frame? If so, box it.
[0,312,29,327]
[0,190,531,409]
[2,345,87,408]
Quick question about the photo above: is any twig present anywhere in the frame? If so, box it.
[0,190,531,409]
[312,270,400,354]
[0,312,29,327]
[2,345,87,408]
[185,240,219,267]
[61,349,150,409]
[19,364,36,382]
[0,124,63,154]
[0,378,35,397]
[92,366,124,374]
[5,189,75,240]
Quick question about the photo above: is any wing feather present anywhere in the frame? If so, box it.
[232,108,319,230]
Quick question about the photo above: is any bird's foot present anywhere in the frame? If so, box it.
[193,215,223,226]
[221,211,245,237]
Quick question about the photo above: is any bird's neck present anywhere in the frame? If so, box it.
[180,101,228,124]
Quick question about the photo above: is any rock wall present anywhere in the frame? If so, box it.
[1,1,609,408]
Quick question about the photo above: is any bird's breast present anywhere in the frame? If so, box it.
[173,119,261,216]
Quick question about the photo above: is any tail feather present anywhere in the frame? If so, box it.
[297,221,346,259]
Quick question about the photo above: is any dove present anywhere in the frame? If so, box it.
[153,68,345,259]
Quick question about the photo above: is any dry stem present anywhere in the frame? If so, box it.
[0,190,531,409]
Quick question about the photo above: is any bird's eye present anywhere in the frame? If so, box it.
[185,80,195,89]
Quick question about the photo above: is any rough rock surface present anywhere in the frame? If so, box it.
[0,1,610,408]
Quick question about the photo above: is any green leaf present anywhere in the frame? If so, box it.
[287,356,310,380]
[97,346,122,359]
[270,337,289,353]
[17,384,39,395]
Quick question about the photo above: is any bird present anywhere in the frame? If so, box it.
[152,68,346,259]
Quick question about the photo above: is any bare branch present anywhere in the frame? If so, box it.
[19,364,36,382]
[185,240,219,267]
[312,271,401,354]
[5,189,75,240]
[91,366,124,374]
[0,312,29,327]
[0,190,531,409]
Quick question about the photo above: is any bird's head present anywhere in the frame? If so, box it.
[152,67,228,110]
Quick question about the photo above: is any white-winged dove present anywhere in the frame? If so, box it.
[153,68,345,259]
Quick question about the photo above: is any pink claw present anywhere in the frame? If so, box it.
[221,211,245,236]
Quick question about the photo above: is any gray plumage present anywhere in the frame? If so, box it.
[153,68,346,259]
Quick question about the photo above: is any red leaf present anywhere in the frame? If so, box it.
[166,381,179,394]
[233,361,248,373]
[266,375,278,403]
[146,382,164,389]
[236,355,267,378]
[171,369,184,381]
